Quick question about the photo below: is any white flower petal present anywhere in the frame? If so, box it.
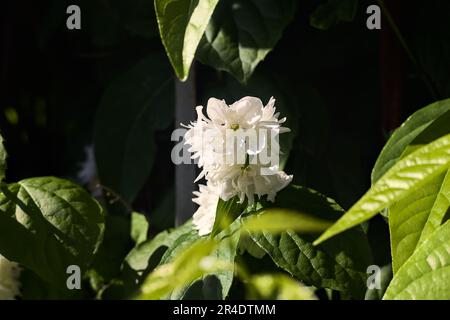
[207,98,228,124]
[230,96,263,127]
[192,183,220,236]
[185,96,292,212]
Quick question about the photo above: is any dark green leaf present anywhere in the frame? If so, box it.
[211,196,246,237]
[87,214,131,293]
[310,0,358,30]
[203,220,241,299]
[0,177,105,287]
[197,0,296,83]
[94,54,174,202]
[251,185,372,298]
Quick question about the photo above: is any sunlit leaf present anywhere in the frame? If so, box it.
[247,273,316,300]
[384,220,450,299]
[372,99,450,183]
[137,238,233,299]
[130,212,149,245]
[243,208,332,234]
[154,0,220,80]
[314,133,450,245]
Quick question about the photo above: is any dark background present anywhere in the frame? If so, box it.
[1,1,449,272]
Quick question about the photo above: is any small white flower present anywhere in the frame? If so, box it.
[210,165,293,205]
[185,96,293,236]
[0,255,21,300]
[192,184,220,236]
[184,96,290,181]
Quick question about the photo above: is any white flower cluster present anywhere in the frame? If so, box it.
[0,255,21,300]
[184,96,293,235]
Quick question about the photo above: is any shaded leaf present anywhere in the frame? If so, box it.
[94,54,174,202]
[0,177,104,287]
[251,185,372,298]
[310,0,358,30]
[211,196,246,237]
[197,0,296,83]
[154,0,220,80]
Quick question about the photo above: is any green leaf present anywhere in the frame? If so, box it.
[383,220,450,299]
[131,212,149,245]
[87,214,131,294]
[0,177,105,287]
[418,169,450,243]
[251,185,372,298]
[137,238,233,299]
[372,102,450,273]
[388,107,450,272]
[211,196,246,237]
[314,133,450,245]
[201,220,241,299]
[159,222,200,265]
[123,220,194,281]
[389,170,450,273]
[94,54,174,202]
[398,109,450,161]
[243,208,332,234]
[0,134,6,182]
[372,99,450,183]
[247,274,316,300]
[154,0,220,80]
[310,0,358,30]
[157,220,241,300]
[197,0,296,84]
